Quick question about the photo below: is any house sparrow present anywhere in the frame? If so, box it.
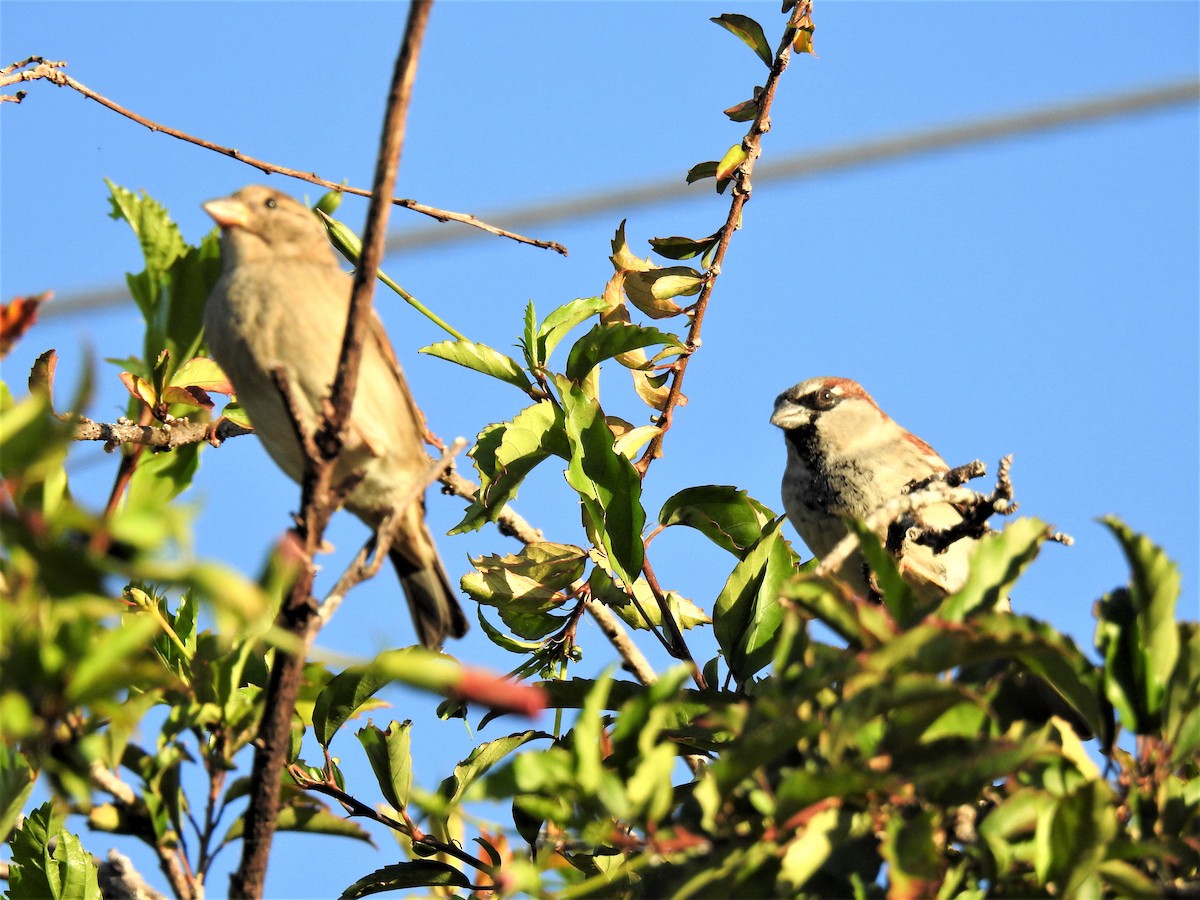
[770,376,976,604]
[203,185,468,648]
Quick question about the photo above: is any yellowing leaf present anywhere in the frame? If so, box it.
[118,371,156,407]
[715,143,750,181]
[793,13,817,55]
[169,356,233,394]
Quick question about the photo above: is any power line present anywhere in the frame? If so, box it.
[41,78,1199,319]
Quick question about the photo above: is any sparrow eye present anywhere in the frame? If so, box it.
[812,387,838,410]
[264,197,277,209]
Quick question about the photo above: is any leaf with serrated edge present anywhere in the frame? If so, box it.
[1102,517,1181,727]
[537,296,609,364]
[440,731,548,806]
[938,517,1049,622]
[557,377,645,585]
[420,339,532,393]
[357,721,412,812]
[658,485,777,558]
[714,517,787,680]
[565,323,682,382]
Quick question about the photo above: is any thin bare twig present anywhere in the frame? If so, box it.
[641,556,706,690]
[287,764,496,882]
[634,1,814,477]
[1,56,566,255]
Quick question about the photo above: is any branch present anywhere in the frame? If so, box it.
[72,414,252,450]
[816,456,1073,581]
[635,1,814,477]
[232,5,434,896]
[1,56,566,255]
[88,762,194,900]
[97,850,169,900]
[287,765,496,882]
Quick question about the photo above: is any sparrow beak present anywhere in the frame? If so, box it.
[203,197,251,230]
[770,395,799,429]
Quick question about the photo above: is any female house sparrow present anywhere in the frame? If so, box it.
[770,376,975,604]
[203,186,468,648]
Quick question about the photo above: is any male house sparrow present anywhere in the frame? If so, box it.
[203,185,468,648]
[770,376,975,603]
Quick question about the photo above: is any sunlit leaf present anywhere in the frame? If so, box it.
[564,323,682,382]
[420,339,533,393]
[659,485,778,558]
[536,296,610,366]
[715,143,750,181]
[558,377,645,585]
[711,13,774,68]
[357,721,412,811]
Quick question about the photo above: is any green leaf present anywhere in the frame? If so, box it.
[277,802,373,842]
[1165,622,1200,762]
[557,378,646,585]
[589,566,710,632]
[357,720,412,811]
[648,233,721,261]
[723,96,760,122]
[1097,517,1181,731]
[7,803,101,900]
[223,797,373,845]
[846,519,918,625]
[711,13,774,68]
[339,861,471,898]
[564,323,682,382]
[777,805,849,894]
[0,390,70,482]
[938,517,1050,622]
[536,295,610,366]
[471,542,588,592]
[124,440,202,512]
[881,807,940,898]
[476,608,547,654]
[574,669,614,793]
[455,400,567,533]
[440,731,548,806]
[0,747,36,844]
[659,485,781,558]
[713,517,792,683]
[106,180,187,322]
[66,614,160,704]
[312,667,393,748]
[1035,781,1117,892]
[420,339,533,393]
[107,181,220,379]
[168,356,232,393]
[686,161,719,184]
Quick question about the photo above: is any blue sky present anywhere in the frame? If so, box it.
[3,2,1197,897]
